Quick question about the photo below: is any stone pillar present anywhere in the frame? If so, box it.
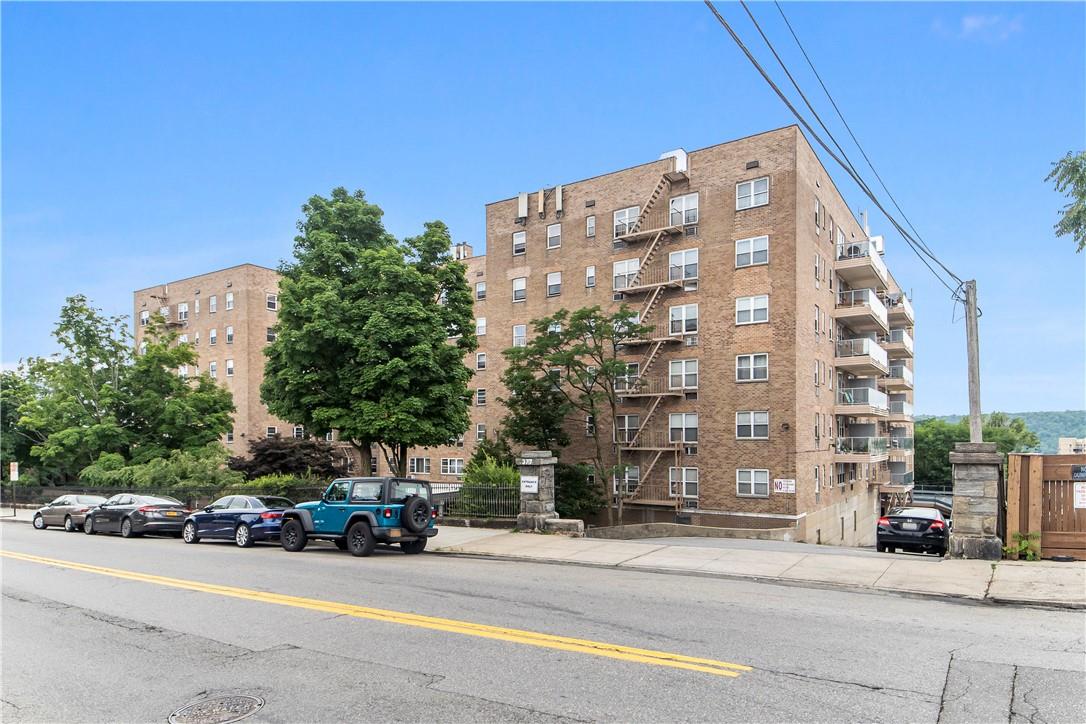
[516,450,558,532]
[948,442,1003,560]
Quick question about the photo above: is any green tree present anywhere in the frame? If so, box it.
[915,413,1041,485]
[499,363,572,452]
[502,305,648,525]
[467,432,516,469]
[555,462,604,520]
[228,435,346,480]
[262,188,476,477]
[1,367,41,482]
[1046,150,1086,252]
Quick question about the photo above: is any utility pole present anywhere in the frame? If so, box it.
[964,280,983,443]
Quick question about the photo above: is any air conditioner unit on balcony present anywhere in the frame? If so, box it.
[682,498,699,510]
[684,335,699,347]
[684,225,699,237]
[684,446,698,456]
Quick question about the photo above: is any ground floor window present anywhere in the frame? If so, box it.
[737,468,770,497]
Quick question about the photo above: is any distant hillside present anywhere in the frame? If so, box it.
[917,410,1086,453]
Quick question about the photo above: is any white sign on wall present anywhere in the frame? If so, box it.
[8,462,17,482]
[773,478,796,494]
[520,475,539,494]
[1074,482,1086,510]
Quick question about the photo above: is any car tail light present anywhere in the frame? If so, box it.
[877,516,891,528]
[260,511,282,520]
[431,508,437,519]
[76,508,89,514]
[930,519,945,530]
[383,508,392,519]
[137,506,156,512]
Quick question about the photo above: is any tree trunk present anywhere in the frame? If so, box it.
[396,442,408,477]
[352,441,372,477]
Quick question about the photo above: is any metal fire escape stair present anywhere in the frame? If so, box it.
[629,177,670,235]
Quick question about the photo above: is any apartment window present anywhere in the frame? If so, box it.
[613,206,639,237]
[476,423,487,442]
[512,324,527,347]
[815,197,821,228]
[547,223,562,249]
[267,293,278,311]
[615,415,639,444]
[209,295,218,313]
[209,361,217,379]
[325,432,334,442]
[512,231,526,256]
[547,321,562,335]
[179,334,189,344]
[512,277,526,302]
[815,413,822,445]
[669,192,699,225]
[669,359,698,389]
[585,265,596,288]
[669,249,699,281]
[669,304,699,335]
[139,341,147,356]
[669,413,698,444]
[736,235,769,267]
[267,328,277,342]
[266,426,278,438]
[226,359,234,377]
[476,352,487,370]
[670,467,699,499]
[475,281,487,300]
[226,326,235,344]
[736,177,769,210]
[160,306,170,320]
[476,317,487,336]
[225,292,234,311]
[194,331,200,346]
[736,295,769,325]
[209,328,217,345]
[737,411,769,439]
[139,310,149,326]
[586,215,596,238]
[226,429,234,443]
[737,468,770,497]
[546,271,562,297]
[585,415,596,436]
[194,298,200,315]
[476,388,486,406]
[177,302,189,321]
[293,426,304,439]
[815,304,821,336]
[178,364,189,379]
[736,353,769,381]
[815,254,822,288]
[441,458,465,476]
[409,457,431,475]
[613,465,640,495]
[815,465,821,497]
[612,258,639,290]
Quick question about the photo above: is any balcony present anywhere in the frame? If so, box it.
[891,471,915,487]
[835,338,889,377]
[836,289,889,334]
[613,208,684,244]
[836,240,889,291]
[835,436,890,463]
[615,377,684,398]
[885,294,914,325]
[890,436,914,460]
[881,364,914,391]
[618,429,684,451]
[882,329,914,359]
[835,386,889,417]
[620,321,684,346]
[889,400,914,422]
[622,265,685,295]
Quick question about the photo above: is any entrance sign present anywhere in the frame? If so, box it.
[520,475,539,494]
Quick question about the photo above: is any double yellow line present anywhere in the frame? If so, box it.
[1,550,750,678]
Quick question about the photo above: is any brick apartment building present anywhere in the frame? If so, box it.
[133,125,915,546]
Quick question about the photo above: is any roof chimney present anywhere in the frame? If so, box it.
[453,243,473,260]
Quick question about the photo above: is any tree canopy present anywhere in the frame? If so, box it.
[1047,150,1086,252]
[915,413,1041,485]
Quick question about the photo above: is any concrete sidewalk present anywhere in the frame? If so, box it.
[431,527,1086,609]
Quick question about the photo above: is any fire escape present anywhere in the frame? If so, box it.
[612,162,693,508]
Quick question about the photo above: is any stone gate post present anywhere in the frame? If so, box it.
[516,450,558,532]
[948,441,1004,560]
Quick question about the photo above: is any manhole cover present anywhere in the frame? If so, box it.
[168,695,264,724]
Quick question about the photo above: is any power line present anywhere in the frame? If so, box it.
[702,0,965,300]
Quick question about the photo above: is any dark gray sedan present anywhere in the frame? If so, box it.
[32,495,108,532]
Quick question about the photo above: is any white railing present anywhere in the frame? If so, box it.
[889,400,914,417]
[889,365,914,385]
[836,386,889,411]
[836,436,889,456]
[836,240,888,282]
[886,328,914,353]
[891,471,915,486]
[836,338,889,369]
[886,294,914,321]
[837,288,889,328]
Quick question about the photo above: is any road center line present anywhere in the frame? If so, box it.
[1,549,751,678]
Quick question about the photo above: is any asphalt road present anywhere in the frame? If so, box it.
[2,522,1083,723]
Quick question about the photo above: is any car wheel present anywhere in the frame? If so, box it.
[401,538,427,555]
[32,514,46,530]
[84,516,96,535]
[346,521,376,557]
[334,539,348,551]
[401,496,431,534]
[280,519,307,552]
[876,543,886,553]
[120,518,136,538]
[64,516,76,532]
[235,523,254,548]
[183,521,200,544]
[886,546,895,554]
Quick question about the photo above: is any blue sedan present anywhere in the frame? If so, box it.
[182,495,295,547]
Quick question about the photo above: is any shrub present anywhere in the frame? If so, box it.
[555,462,603,519]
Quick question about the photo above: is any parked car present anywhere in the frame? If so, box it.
[84,494,190,538]
[877,506,949,556]
[32,495,107,532]
[280,477,437,557]
[182,495,295,547]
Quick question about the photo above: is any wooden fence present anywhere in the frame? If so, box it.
[1006,453,1086,560]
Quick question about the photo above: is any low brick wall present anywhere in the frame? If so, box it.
[586,522,797,541]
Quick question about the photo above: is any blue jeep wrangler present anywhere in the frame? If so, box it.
[279,477,437,557]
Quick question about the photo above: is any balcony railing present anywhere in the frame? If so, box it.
[889,400,914,417]
[886,294,915,321]
[620,321,676,344]
[836,338,889,369]
[616,377,681,397]
[836,436,889,456]
[618,429,683,450]
[890,437,914,450]
[883,328,915,355]
[891,471,915,486]
[888,365,914,385]
[627,265,685,291]
[614,208,681,241]
[837,288,889,329]
[836,386,889,411]
[836,240,888,281]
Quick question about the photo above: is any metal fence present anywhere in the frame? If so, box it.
[436,484,519,519]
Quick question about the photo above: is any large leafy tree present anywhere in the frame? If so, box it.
[915,413,1040,485]
[228,435,346,480]
[1,367,42,481]
[1047,150,1086,252]
[499,363,572,452]
[262,188,476,477]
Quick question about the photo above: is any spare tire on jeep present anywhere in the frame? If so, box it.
[402,496,431,534]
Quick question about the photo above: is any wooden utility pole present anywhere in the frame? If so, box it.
[964,280,983,443]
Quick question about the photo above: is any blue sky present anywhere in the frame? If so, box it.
[3,1,1083,416]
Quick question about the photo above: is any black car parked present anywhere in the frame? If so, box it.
[877,506,949,556]
[84,494,190,538]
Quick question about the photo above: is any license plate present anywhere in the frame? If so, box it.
[901,522,917,531]
[165,511,180,517]
[388,529,401,538]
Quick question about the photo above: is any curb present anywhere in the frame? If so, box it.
[0,516,31,525]
[430,548,1086,611]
